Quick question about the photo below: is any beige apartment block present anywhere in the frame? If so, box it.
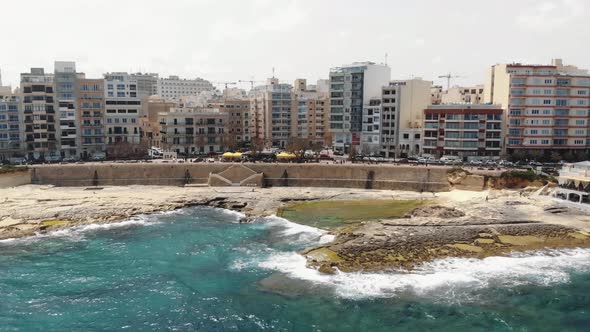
[77,78,106,159]
[140,96,176,148]
[159,107,230,155]
[441,85,484,104]
[485,58,590,158]
[207,98,252,149]
[249,78,296,148]
[381,78,432,158]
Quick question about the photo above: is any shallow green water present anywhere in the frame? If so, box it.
[0,207,589,331]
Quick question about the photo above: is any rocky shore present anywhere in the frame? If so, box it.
[302,191,590,273]
[0,185,418,240]
[1,184,590,274]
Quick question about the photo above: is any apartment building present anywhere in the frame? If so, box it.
[104,73,142,145]
[54,61,79,158]
[0,89,23,161]
[207,98,252,149]
[131,72,159,98]
[485,59,590,157]
[77,78,106,159]
[360,98,381,154]
[380,78,432,158]
[157,75,214,101]
[159,107,229,155]
[329,62,390,153]
[431,85,443,105]
[423,104,503,159]
[441,85,484,104]
[293,79,328,146]
[21,68,58,160]
[249,78,296,148]
[140,96,176,148]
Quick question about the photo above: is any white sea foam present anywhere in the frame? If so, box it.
[257,248,590,300]
[215,208,246,220]
[0,215,160,245]
[261,215,329,246]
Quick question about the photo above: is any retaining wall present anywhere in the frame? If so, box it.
[0,171,32,188]
[30,163,451,192]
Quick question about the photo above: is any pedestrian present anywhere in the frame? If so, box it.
[486,196,489,202]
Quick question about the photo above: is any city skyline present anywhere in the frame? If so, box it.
[1,0,589,88]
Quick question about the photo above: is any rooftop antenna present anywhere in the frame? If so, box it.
[272,67,275,79]
[385,53,388,65]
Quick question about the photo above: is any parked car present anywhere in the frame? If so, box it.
[45,155,62,163]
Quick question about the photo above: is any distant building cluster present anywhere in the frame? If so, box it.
[1,58,589,161]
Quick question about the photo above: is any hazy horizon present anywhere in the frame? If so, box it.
[1,0,588,89]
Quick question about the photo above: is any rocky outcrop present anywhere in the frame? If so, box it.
[402,205,465,218]
[302,221,590,273]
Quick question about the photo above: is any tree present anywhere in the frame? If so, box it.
[564,150,576,162]
[510,149,526,162]
[528,149,543,161]
[550,151,562,163]
[107,141,149,160]
[250,137,265,155]
[286,137,310,161]
[575,150,589,162]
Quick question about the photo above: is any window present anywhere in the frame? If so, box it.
[531,109,540,115]
[543,99,552,105]
[403,133,409,139]
[576,120,586,126]
[529,139,537,145]
[541,140,549,145]
[575,140,584,145]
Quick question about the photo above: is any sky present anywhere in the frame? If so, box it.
[1,0,589,90]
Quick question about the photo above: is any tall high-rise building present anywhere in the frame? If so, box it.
[157,75,214,101]
[380,78,432,158]
[54,61,79,158]
[485,58,590,158]
[77,78,106,159]
[328,62,390,153]
[104,73,142,145]
[249,78,296,148]
[0,88,24,161]
[21,68,58,160]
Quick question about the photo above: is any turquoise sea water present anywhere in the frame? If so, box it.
[1,207,590,331]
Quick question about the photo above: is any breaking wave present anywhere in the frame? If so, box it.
[251,216,590,300]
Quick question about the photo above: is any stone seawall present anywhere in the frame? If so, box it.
[0,171,32,188]
[30,163,451,192]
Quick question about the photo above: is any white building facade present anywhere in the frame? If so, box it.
[328,62,390,153]
[157,75,214,101]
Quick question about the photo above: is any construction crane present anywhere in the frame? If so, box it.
[212,81,237,89]
[238,79,265,90]
[438,73,462,90]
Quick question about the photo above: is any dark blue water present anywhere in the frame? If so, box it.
[1,207,590,331]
